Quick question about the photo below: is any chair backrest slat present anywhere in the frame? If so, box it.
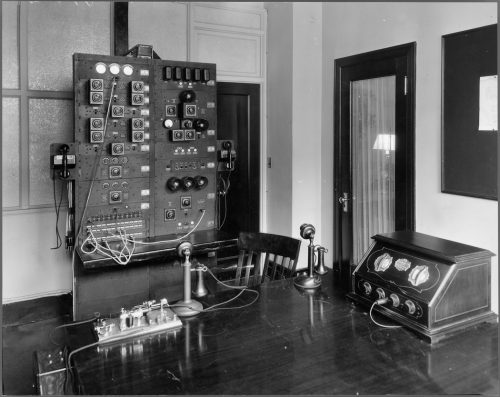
[235,232,302,287]
[243,251,255,286]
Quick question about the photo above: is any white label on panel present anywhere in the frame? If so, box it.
[479,75,498,131]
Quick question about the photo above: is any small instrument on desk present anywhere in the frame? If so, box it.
[171,241,204,317]
[294,223,324,289]
[93,298,182,344]
[348,231,497,343]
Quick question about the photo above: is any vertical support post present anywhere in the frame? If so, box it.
[113,2,129,56]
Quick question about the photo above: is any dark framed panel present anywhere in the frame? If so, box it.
[442,24,497,200]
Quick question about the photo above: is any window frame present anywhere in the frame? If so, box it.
[2,2,113,212]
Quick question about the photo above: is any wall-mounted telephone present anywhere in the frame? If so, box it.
[50,143,76,180]
[217,140,236,171]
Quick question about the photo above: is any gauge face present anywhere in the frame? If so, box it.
[122,64,133,76]
[109,63,120,75]
[95,62,107,74]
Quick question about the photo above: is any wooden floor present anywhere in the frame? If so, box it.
[2,295,72,395]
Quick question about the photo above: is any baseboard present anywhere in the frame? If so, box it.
[2,293,73,326]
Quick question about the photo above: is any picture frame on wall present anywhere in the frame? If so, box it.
[441,24,497,200]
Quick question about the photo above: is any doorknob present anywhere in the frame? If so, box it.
[338,193,350,213]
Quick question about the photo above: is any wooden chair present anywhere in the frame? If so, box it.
[232,232,302,287]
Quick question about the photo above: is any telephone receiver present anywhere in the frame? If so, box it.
[300,223,316,240]
[222,141,233,170]
[59,144,70,179]
[217,140,236,171]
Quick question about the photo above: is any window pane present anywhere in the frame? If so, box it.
[2,98,20,207]
[2,2,19,89]
[351,76,396,264]
[29,99,73,206]
[27,1,110,91]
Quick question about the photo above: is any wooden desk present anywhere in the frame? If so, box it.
[73,230,237,320]
[70,273,499,395]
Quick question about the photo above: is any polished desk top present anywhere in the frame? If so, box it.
[71,273,499,395]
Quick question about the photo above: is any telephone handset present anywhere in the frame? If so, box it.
[217,140,236,171]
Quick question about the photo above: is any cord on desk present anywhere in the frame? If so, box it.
[166,265,260,313]
[64,341,100,394]
[49,314,101,346]
[369,299,402,329]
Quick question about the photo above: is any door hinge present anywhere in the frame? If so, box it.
[404,76,408,95]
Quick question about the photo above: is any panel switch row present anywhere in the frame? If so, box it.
[164,66,211,82]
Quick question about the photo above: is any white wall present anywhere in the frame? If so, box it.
[292,3,323,265]
[266,3,294,236]
[266,3,323,268]
[2,210,73,302]
[321,2,498,312]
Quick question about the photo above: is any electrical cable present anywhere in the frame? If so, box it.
[369,300,402,329]
[64,341,100,394]
[49,315,100,346]
[217,169,232,230]
[167,265,260,314]
[51,172,64,249]
[79,210,205,265]
[127,209,206,246]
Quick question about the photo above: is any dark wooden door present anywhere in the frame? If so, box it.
[334,43,416,290]
[216,82,260,237]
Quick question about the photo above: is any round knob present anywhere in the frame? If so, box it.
[404,300,416,315]
[194,176,208,189]
[362,281,372,296]
[111,167,120,176]
[182,177,194,190]
[164,119,174,128]
[179,90,196,102]
[375,288,385,300]
[111,192,120,201]
[166,177,181,192]
[194,119,209,131]
[389,293,400,307]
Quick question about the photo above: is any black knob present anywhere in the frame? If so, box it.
[179,90,196,102]
[166,177,181,192]
[194,176,208,189]
[182,177,195,190]
[194,119,209,131]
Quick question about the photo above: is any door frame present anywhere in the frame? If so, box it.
[333,42,416,289]
[217,82,261,236]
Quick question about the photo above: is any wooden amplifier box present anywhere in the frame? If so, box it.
[348,231,497,343]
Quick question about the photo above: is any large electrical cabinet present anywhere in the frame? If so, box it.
[73,53,219,251]
[51,51,238,319]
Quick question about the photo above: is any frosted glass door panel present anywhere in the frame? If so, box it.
[2,2,19,89]
[2,98,20,208]
[29,99,73,206]
[27,2,110,91]
[351,76,396,264]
